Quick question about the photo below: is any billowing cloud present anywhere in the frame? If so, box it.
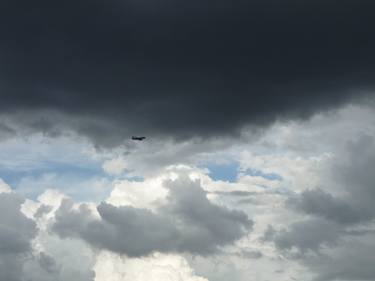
[1,99,375,281]
[52,175,252,257]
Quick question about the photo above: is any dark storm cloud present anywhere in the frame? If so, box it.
[1,1,375,145]
[52,175,252,256]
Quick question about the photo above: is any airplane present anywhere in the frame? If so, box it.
[131,136,146,141]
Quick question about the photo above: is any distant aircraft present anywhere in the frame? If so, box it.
[131,136,146,141]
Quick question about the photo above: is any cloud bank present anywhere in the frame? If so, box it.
[1,1,375,145]
[52,175,252,257]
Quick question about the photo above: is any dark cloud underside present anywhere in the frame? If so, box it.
[1,1,375,144]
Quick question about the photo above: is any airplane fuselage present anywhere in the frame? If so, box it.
[132,136,146,141]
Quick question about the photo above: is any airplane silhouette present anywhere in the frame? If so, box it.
[131,136,146,141]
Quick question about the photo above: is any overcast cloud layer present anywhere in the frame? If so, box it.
[1,1,375,145]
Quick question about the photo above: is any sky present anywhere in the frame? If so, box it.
[1,1,375,281]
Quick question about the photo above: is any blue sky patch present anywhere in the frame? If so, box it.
[0,160,104,187]
[204,161,239,183]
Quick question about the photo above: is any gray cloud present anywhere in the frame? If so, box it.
[0,192,95,281]
[1,1,375,146]
[0,193,36,254]
[265,134,375,280]
[37,252,59,275]
[287,189,367,225]
[334,135,375,211]
[238,250,263,259]
[0,193,37,281]
[22,249,95,281]
[34,204,53,219]
[304,135,375,280]
[211,191,258,197]
[263,219,341,254]
[288,135,375,228]
[306,239,375,281]
[52,175,252,256]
